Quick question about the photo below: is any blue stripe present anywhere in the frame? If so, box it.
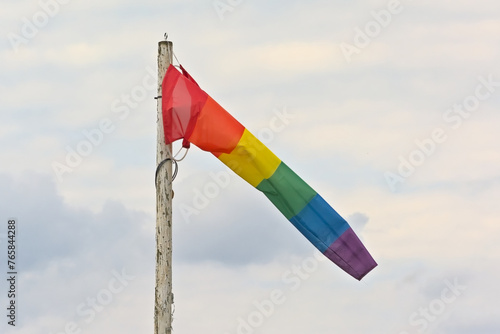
[289,194,350,253]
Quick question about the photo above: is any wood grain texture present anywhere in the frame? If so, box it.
[155,40,173,334]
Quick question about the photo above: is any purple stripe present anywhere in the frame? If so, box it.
[323,227,377,280]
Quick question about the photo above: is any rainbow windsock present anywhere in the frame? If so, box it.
[162,65,377,280]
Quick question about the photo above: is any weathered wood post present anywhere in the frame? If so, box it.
[155,39,174,334]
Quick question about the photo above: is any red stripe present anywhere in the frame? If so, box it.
[162,65,208,146]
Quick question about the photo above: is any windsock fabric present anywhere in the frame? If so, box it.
[162,64,377,280]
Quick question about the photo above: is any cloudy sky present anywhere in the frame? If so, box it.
[1,0,500,333]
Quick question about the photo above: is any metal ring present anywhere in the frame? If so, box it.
[155,158,178,186]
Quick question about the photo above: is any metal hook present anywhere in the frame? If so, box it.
[164,33,168,41]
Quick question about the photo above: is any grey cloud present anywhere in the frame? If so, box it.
[173,190,312,266]
[0,172,154,332]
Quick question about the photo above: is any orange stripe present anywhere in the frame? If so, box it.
[188,96,245,155]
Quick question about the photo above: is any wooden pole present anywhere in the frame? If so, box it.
[155,40,174,334]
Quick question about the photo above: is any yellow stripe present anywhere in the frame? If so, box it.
[218,129,281,187]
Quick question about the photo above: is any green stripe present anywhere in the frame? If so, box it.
[256,162,317,219]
